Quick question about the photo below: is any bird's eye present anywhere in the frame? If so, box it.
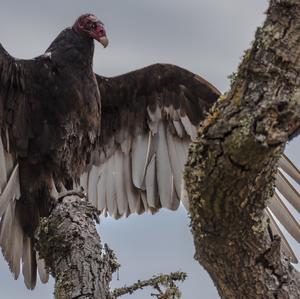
[92,23,97,29]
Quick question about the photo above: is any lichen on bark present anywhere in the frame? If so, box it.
[36,195,118,299]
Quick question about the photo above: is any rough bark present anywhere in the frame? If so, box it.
[36,195,118,299]
[185,0,300,298]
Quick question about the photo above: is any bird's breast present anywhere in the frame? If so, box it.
[28,67,101,181]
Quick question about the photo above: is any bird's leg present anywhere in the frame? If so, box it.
[54,186,99,223]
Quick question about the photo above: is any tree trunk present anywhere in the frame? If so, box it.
[36,195,118,299]
[185,0,300,298]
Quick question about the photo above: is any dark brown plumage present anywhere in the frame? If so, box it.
[0,13,300,290]
[0,14,104,289]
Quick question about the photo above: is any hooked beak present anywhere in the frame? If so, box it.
[98,36,109,48]
[93,23,109,48]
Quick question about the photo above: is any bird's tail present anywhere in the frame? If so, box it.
[0,136,48,289]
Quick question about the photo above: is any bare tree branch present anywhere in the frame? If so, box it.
[185,0,300,298]
[112,271,186,299]
[36,195,119,299]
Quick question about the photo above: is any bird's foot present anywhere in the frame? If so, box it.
[57,190,87,202]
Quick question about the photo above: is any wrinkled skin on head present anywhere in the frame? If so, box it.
[73,13,109,47]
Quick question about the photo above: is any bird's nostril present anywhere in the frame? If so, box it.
[99,29,106,36]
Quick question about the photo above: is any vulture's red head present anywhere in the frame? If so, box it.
[73,14,109,48]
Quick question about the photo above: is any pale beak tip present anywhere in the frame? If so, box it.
[99,36,109,48]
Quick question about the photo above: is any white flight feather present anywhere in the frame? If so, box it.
[123,154,139,214]
[10,209,23,279]
[275,170,300,213]
[166,130,189,199]
[278,154,300,185]
[269,192,300,243]
[36,253,49,284]
[156,122,173,208]
[131,133,151,189]
[180,115,197,140]
[97,164,107,213]
[114,150,127,217]
[22,236,36,290]
[106,157,117,217]
[173,120,185,138]
[88,166,100,209]
[80,172,88,194]
[0,164,20,216]
[145,154,158,209]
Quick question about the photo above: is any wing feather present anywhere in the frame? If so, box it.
[123,154,140,214]
[0,164,20,216]
[279,154,300,185]
[88,166,100,209]
[166,130,189,199]
[268,192,300,243]
[131,133,152,189]
[173,120,185,138]
[114,149,128,216]
[97,165,107,213]
[156,122,176,209]
[140,193,149,213]
[0,200,23,278]
[22,236,37,290]
[80,172,88,194]
[36,254,49,284]
[10,205,23,279]
[180,114,197,140]
[86,64,220,219]
[275,170,300,213]
[80,64,300,265]
[145,154,160,209]
[0,136,24,280]
[106,157,117,217]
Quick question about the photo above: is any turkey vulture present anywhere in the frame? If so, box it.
[0,13,300,289]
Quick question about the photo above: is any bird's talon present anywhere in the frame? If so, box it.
[57,190,87,202]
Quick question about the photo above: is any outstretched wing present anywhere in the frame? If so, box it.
[80,64,220,218]
[80,63,300,263]
[0,43,48,288]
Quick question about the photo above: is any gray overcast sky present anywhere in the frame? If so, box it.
[1,1,300,299]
